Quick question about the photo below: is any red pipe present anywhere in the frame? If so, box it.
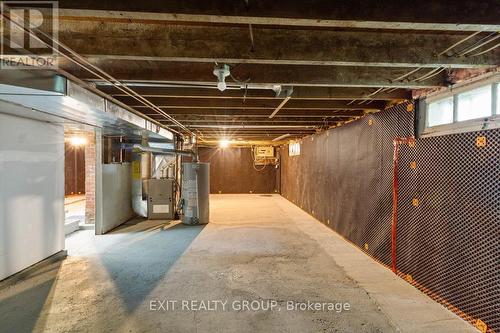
[391,136,415,273]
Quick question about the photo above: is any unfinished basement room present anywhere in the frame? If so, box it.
[0,1,499,332]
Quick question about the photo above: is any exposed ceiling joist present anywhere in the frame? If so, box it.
[7,1,496,142]
[53,22,500,68]
[51,0,500,31]
[186,124,316,129]
[153,118,355,124]
[97,86,411,100]
[172,120,342,124]
[113,97,386,110]
[143,109,365,117]
[65,61,447,88]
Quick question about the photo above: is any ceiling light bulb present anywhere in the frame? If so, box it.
[217,81,227,92]
[219,139,230,148]
[69,136,87,146]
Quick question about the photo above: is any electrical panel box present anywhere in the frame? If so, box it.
[253,146,278,166]
[146,179,175,220]
[255,146,275,157]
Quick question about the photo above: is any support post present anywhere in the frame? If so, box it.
[94,129,104,234]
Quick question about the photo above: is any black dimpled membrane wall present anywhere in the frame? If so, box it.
[280,101,499,332]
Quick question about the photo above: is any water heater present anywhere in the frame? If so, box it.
[181,162,210,225]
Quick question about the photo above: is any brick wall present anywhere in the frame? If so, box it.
[84,132,96,223]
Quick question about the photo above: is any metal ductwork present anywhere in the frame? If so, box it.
[129,144,198,163]
[131,139,150,217]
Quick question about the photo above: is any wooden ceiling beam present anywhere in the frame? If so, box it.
[63,61,447,88]
[50,21,500,68]
[141,109,365,117]
[51,0,500,32]
[114,97,386,110]
[97,86,411,100]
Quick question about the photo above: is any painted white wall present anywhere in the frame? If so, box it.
[100,163,134,234]
[0,112,65,280]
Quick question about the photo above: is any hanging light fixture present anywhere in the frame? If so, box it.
[213,64,230,91]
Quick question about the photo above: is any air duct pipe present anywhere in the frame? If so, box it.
[128,144,198,163]
[131,139,150,217]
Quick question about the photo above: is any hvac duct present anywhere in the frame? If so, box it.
[131,139,150,217]
[129,144,198,162]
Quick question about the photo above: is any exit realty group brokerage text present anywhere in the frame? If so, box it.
[149,299,351,313]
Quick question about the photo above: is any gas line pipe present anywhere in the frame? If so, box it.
[391,136,416,274]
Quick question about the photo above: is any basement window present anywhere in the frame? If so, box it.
[456,85,492,121]
[427,96,454,127]
[420,78,499,137]
[498,83,500,111]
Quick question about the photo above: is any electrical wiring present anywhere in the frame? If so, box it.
[252,162,267,172]
[365,87,385,97]
[391,67,423,82]
[248,24,255,52]
[438,30,483,56]
[414,67,447,82]
[229,71,251,85]
[250,146,274,172]
[366,30,497,100]
[457,32,499,56]
[469,42,500,57]
[218,63,251,85]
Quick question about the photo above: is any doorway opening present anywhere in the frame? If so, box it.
[64,131,94,235]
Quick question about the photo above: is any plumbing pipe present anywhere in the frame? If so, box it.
[391,136,415,274]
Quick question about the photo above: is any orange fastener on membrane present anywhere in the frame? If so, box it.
[476,136,487,147]
[475,319,487,333]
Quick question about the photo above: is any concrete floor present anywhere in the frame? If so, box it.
[0,194,475,333]
[64,195,86,223]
